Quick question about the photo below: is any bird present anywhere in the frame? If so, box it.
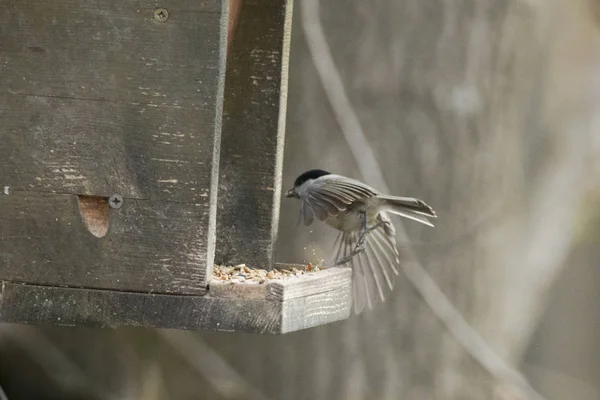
[285,169,437,314]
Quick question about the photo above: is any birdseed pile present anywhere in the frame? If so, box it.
[212,263,321,284]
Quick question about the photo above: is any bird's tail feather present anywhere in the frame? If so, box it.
[377,195,437,227]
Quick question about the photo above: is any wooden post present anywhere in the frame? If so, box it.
[215,0,294,269]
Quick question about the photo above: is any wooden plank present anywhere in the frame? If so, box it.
[0,0,230,293]
[0,266,352,333]
[0,191,209,294]
[266,267,352,301]
[280,286,351,334]
[0,95,215,202]
[215,0,293,268]
[209,279,269,300]
[269,266,353,333]
[0,0,229,202]
[0,282,280,333]
[209,265,352,301]
[0,0,222,105]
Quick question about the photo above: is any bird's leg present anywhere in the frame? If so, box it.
[366,221,384,234]
[336,211,369,265]
[351,211,371,254]
[356,211,383,250]
[334,213,368,266]
[335,247,366,266]
[335,213,384,266]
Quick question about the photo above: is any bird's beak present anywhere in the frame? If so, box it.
[285,188,297,198]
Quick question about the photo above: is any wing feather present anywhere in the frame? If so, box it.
[307,193,329,221]
[362,241,386,302]
[386,208,434,227]
[355,248,374,311]
[309,191,342,216]
[333,213,401,314]
[301,175,379,221]
[301,201,314,225]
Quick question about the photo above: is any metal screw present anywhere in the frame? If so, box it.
[108,194,124,209]
[154,8,169,22]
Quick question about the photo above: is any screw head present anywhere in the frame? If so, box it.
[108,194,124,209]
[154,8,169,22]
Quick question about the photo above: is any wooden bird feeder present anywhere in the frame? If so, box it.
[0,0,352,334]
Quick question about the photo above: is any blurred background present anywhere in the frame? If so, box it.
[2,0,600,399]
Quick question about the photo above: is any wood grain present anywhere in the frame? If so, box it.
[266,267,352,301]
[0,0,230,294]
[215,0,293,268]
[0,266,352,334]
[209,265,352,301]
[0,282,280,333]
[280,285,351,334]
[0,95,215,202]
[0,0,221,105]
[0,190,209,294]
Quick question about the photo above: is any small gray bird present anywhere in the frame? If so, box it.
[285,169,436,314]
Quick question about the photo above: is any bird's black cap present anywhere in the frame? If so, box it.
[293,169,331,187]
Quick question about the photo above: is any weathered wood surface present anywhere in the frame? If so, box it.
[0,0,224,201]
[0,191,208,294]
[0,0,221,104]
[215,0,293,269]
[0,0,230,293]
[266,266,349,301]
[0,95,215,202]
[0,267,352,334]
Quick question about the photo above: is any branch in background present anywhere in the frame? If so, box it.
[0,325,117,400]
[300,1,545,399]
[0,383,8,400]
[138,361,170,400]
[157,330,273,400]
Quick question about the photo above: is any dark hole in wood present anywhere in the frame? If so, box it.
[77,195,110,238]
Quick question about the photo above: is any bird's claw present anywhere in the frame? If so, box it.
[335,246,366,265]
[355,221,382,250]
[335,214,385,266]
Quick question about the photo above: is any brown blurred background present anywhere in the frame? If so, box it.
[2,0,600,399]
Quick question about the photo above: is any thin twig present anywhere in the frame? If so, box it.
[300,1,546,399]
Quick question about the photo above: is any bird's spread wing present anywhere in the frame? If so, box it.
[300,175,380,226]
[334,212,400,314]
